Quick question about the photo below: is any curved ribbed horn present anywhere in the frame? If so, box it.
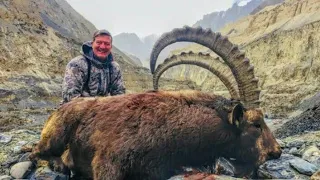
[153,51,239,100]
[150,26,260,108]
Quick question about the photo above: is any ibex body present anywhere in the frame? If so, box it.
[31,90,280,179]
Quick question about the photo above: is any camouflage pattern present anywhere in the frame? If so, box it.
[62,42,126,103]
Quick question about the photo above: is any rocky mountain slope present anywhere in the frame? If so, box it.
[162,0,320,117]
[113,33,147,64]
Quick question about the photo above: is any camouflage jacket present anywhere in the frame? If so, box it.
[62,41,126,103]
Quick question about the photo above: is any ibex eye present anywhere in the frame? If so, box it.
[254,124,261,129]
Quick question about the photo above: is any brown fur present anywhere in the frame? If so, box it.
[30,90,281,180]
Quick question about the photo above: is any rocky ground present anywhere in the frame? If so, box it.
[274,92,320,138]
[0,126,319,179]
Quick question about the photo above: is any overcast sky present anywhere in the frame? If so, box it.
[66,0,234,37]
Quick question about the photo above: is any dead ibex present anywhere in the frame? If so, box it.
[153,51,239,99]
[30,26,281,180]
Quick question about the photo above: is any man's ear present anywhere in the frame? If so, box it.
[228,104,244,127]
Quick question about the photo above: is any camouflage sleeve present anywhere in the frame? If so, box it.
[109,62,126,96]
[62,57,87,103]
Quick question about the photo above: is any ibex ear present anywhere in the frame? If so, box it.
[228,104,244,128]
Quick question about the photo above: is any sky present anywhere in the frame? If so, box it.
[66,0,234,38]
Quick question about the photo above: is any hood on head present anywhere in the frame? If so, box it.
[82,41,93,58]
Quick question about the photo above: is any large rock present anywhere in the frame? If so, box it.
[0,175,11,180]
[9,161,33,179]
[289,158,319,176]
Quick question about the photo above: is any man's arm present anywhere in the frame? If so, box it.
[109,62,126,96]
[62,58,86,103]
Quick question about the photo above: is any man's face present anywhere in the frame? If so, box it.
[92,35,112,60]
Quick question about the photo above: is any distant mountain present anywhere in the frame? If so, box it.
[250,0,285,14]
[193,0,263,32]
[113,33,146,61]
[113,33,159,68]
[142,34,159,57]
[233,0,254,6]
[142,34,159,47]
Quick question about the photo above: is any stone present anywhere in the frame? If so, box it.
[168,174,242,180]
[276,139,286,148]
[289,158,318,176]
[13,146,22,154]
[288,147,299,156]
[29,166,69,180]
[168,175,183,180]
[0,175,11,180]
[18,152,32,162]
[215,157,236,176]
[286,140,305,149]
[9,161,33,179]
[257,154,298,179]
[302,145,320,167]
[0,134,12,144]
[16,141,28,146]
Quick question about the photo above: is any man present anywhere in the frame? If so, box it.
[62,29,126,103]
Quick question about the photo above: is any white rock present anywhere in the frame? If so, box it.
[0,134,12,144]
[276,139,286,148]
[0,175,12,180]
[13,146,22,154]
[9,161,33,179]
[17,141,28,146]
[302,145,320,166]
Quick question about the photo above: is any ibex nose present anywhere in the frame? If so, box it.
[267,149,282,160]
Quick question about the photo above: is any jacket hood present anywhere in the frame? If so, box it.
[81,41,113,66]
